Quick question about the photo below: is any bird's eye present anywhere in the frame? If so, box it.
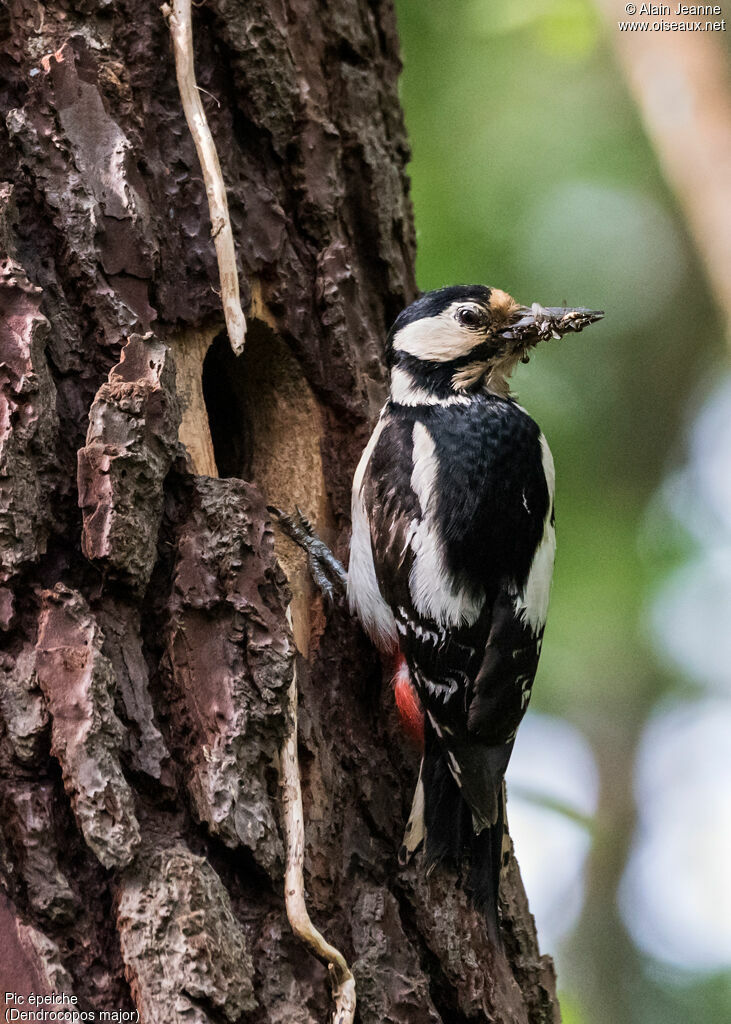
[457,307,481,328]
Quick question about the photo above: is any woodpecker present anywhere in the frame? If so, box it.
[346,285,602,941]
[273,285,603,942]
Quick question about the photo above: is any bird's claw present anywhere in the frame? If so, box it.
[268,505,347,605]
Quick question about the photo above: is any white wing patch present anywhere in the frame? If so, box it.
[515,433,556,635]
[408,422,485,628]
[347,415,398,650]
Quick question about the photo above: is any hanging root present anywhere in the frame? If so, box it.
[162,0,246,355]
[280,627,356,1024]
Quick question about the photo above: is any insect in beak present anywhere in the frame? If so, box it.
[498,304,604,349]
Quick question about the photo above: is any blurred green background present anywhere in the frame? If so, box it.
[393,2,731,1022]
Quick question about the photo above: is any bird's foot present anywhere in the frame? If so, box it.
[268,505,347,605]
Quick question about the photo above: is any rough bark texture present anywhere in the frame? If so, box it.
[0,1,560,1021]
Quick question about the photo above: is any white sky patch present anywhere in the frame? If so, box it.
[651,552,731,694]
[634,376,731,972]
[684,377,731,536]
[507,713,598,949]
[620,699,731,971]
[646,376,731,693]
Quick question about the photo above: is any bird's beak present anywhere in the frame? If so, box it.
[498,303,604,345]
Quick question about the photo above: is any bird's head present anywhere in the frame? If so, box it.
[386,285,603,403]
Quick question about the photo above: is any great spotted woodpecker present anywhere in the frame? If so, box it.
[348,285,603,938]
[275,285,603,942]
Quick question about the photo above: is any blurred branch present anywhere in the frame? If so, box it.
[594,4,731,334]
[510,785,595,833]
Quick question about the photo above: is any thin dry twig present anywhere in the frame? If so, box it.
[280,636,356,1024]
[162,0,246,354]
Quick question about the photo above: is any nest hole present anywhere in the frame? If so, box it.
[201,321,323,499]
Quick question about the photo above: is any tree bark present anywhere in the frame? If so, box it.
[0,1,560,1021]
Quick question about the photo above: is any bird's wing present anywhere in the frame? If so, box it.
[362,398,552,830]
[361,408,422,612]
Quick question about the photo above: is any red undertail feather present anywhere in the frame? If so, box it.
[391,653,424,748]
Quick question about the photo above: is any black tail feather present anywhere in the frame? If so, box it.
[468,789,505,947]
[421,731,504,945]
[421,735,471,865]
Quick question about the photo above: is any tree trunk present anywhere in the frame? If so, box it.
[0,1,560,1021]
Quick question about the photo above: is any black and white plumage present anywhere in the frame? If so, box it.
[347,285,602,941]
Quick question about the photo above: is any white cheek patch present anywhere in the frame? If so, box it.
[393,304,485,363]
[347,416,398,650]
[408,422,485,628]
[515,433,556,635]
